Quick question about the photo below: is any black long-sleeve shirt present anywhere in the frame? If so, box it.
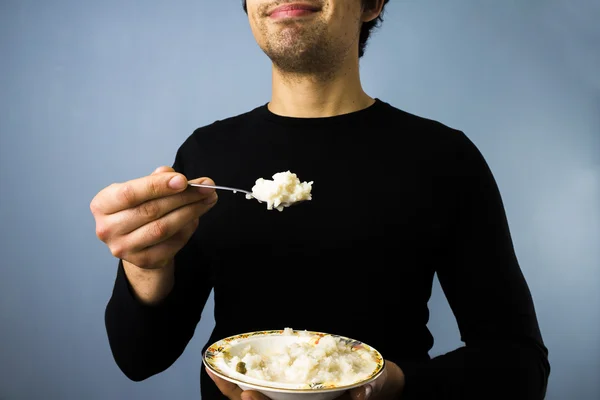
[105,99,550,399]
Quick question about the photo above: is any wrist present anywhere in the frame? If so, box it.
[123,259,175,305]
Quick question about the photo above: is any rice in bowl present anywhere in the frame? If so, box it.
[203,328,384,391]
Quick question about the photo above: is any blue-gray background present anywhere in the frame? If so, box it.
[1,0,598,399]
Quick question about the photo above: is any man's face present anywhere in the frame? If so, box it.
[245,0,365,75]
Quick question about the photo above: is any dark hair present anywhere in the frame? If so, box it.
[242,0,390,58]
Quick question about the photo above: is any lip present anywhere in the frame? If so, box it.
[267,2,321,18]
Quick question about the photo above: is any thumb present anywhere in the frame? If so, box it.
[348,383,374,400]
[348,363,390,400]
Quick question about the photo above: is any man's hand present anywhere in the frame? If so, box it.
[207,368,270,400]
[90,166,219,304]
[90,166,218,270]
[206,361,405,400]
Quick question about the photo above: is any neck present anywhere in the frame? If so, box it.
[268,54,374,118]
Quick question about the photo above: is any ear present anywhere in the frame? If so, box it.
[362,0,386,23]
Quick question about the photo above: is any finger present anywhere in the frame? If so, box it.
[187,177,218,195]
[106,185,216,236]
[348,362,391,400]
[179,216,201,239]
[152,166,175,175]
[93,172,200,215]
[188,176,217,188]
[124,194,217,252]
[241,390,271,400]
[206,368,243,399]
[347,385,371,400]
[121,219,199,269]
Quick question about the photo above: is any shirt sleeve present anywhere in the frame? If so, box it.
[398,132,550,399]
[104,148,213,381]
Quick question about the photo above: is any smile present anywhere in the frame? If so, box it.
[267,3,321,20]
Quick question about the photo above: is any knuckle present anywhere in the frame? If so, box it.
[149,219,170,242]
[138,200,161,220]
[117,183,136,206]
[89,197,99,214]
[148,178,162,198]
[109,243,126,259]
[176,190,190,204]
[95,222,111,241]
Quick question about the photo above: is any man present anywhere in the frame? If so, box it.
[90,0,550,399]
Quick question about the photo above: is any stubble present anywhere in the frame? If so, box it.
[257,14,352,81]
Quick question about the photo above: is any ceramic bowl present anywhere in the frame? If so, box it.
[203,328,385,400]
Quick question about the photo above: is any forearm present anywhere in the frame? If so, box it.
[399,340,549,399]
[412,132,550,398]
[105,258,207,381]
[123,259,175,305]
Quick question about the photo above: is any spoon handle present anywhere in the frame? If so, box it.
[188,183,253,196]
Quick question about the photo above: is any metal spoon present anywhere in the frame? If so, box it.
[187,182,307,210]
[187,182,253,196]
